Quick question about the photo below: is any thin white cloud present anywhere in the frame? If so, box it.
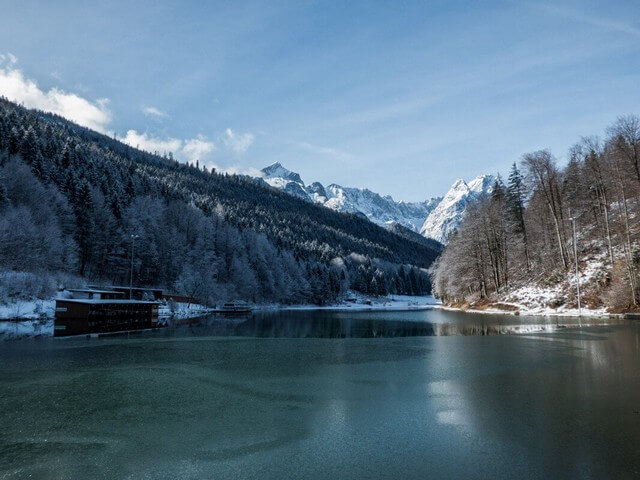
[0,63,112,133]
[221,128,255,155]
[142,105,168,118]
[219,165,265,177]
[122,130,215,164]
[0,53,17,65]
[296,141,354,161]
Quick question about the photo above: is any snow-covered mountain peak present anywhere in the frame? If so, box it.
[307,181,327,196]
[449,178,469,193]
[442,179,470,201]
[261,162,304,185]
[419,174,495,244]
[467,175,495,194]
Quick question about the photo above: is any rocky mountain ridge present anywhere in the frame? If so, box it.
[259,162,494,244]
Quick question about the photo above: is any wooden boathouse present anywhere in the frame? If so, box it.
[54,298,159,337]
[54,285,201,337]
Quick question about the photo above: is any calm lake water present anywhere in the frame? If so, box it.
[1,309,639,479]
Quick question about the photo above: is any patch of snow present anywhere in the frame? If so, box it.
[158,302,213,319]
[263,176,295,190]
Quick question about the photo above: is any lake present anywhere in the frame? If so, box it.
[1,309,639,479]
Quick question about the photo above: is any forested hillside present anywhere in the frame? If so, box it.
[431,115,640,313]
[0,98,441,305]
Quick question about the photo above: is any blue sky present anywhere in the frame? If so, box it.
[0,0,639,200]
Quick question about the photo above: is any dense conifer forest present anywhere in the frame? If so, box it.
[431,115,640,312]
[0,98,441,305]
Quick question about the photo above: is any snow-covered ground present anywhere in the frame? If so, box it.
[442,259,615,318]
[500,285,610,317]
[0,299,55,320]
[438,249,622,318]
[442,282,613,318]
[489,252,613,317]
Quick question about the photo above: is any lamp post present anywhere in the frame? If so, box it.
[569,216,581,316]
[130,234,140,299]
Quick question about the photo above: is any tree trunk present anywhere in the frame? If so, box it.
[613,161,638,306]
[601,189,614,265]
[548,202,568,270]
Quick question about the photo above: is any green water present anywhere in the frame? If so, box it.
[1,310,639,479]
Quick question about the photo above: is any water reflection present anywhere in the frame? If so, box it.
[162,309,626,338]
[426,324,640,478]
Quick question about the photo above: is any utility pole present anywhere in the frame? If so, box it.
[569,216,581,316]
[130,234,140,299]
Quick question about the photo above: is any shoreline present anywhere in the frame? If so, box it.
[2,295,631,341]
[255,294,440,313]
[0,295,440,339]
[438,304,622,319]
